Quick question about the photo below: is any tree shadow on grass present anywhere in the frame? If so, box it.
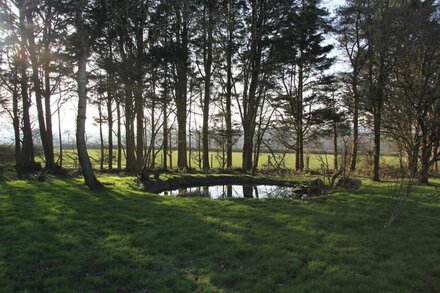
[1,179,440,291]
[2,180,311,291]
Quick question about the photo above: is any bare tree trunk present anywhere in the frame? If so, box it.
[116,99,122,170]
[107,93,113,171]
[107,47,114,171]
[242,123,255,172]
[432,140,439,173]
[419,152,430,184]
[74,2,102,189]
[419,129,431,184]
[75,41,102,189]
[135,94,144,171]
[125,89,136,171]
[299,130,304,170]
[295,137,300,170]
[296,61,304,171]
[135,24,145,171]
[202,0,213,170]
[176,98,187,170]
[12,85,22,173]
[42,14,55,170]
[350,83,359,171]
[407,143,419,177]
[169,129,173,169]
[225,0,234,169]
[225,57,233,168]
[148,69,157,169]
[57,105,63,169]
[253,128,262,175]
[198,131,202,169]
[177,33,188,168]
[43,62,55,168]
[333,120,338,171]
[18,2,35,171]
[25,9,54,170]
[188,114,192,169]
[98,103,104,172]
[20,62,35,169]
[117,30,136,172]
[172,3,189,170]
[241,0,263,173]
[373,97,382,181]
[163,109,168,170]
[162,67,168,171]
[150,95,156,169]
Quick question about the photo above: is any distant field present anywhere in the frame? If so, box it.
[41,149,400,171]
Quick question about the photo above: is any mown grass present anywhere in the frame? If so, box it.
[1,176,439,291]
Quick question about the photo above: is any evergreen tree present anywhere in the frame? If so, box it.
[275,0,334,171]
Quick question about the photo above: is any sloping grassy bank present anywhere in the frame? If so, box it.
[0,177,439,291]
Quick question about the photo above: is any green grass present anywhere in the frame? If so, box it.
[1,176,439,291]
[47,149,400,171]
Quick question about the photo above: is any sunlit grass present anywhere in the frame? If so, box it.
[43,149,400,171]
[0,176,439,291]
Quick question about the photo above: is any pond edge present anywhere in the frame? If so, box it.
[142,174,298,194]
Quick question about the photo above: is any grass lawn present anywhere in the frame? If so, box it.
[1,176,439,291]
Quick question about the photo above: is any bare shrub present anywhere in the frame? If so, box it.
[314,136,354,187]
[383,171,416,230]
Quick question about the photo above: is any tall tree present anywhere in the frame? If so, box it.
[383,0,440,183]
[69,0,104,189]
[172,0,191,170]
[218,0,242,169]
[23,2,56,170]
[363,0,399,181]
[276,0,333,171]
[0,1,26,173]
[0,46,23,172]
[336,0,367,172]
[133,1,148,171]
[239,0,284,172]
[17,0,37,172]
[200,0,215,170]
[149,1,173,171]
[111,0,145,172]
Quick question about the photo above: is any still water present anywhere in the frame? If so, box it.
[159,184,296,199]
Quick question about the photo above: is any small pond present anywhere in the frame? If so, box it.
[159,184,298,199]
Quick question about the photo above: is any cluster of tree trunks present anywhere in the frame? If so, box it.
[2,0,440,189]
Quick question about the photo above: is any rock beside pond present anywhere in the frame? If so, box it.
[292,178,326,198]
[308,178,325,194]
[138,168,160,182]
[336,178,362,192]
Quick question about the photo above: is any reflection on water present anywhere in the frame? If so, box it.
[159,184,295,199]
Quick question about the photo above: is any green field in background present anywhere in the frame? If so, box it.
[44,149,400,170]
